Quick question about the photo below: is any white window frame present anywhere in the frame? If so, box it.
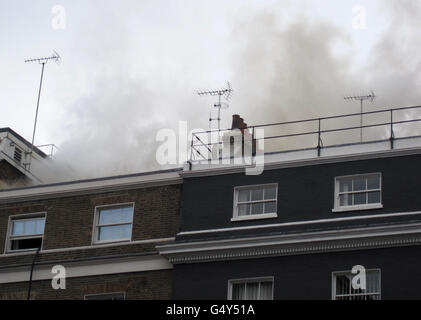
[4,212,47,253]
[92,202,134,244]
[227,276,274,300]
[332,173,383,213]
[84,292,126,300]
[332,269,381,300]
[232,183,278,222]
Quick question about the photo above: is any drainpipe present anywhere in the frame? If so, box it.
[27,248,40,300]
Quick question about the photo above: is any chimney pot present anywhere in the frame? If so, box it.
[231,114,242,130]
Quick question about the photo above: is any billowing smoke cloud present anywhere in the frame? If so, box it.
[41,0,421,183]
[228,0,421,151]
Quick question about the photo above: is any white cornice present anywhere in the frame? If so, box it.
[157,222,421,263]
[0,237,175,258]
[0,254,173,284]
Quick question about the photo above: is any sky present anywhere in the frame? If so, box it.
[1,0,421,180]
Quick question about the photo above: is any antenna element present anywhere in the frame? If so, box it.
[197,81,233,131]
[344,90,376,142]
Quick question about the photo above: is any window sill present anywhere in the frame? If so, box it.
[5,248,40,255]
[231,213,278,222]
[92,239,132,245]
[332,204,383,213]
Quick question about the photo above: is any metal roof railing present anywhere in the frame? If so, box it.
[189,105,421,164]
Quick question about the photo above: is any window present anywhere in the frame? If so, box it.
[333,173,382,212]
[228,277,273,300]
[233,184,278,221]
[93,204,134,243]
[7,215,46,252]
[85,292,125,300]
[332,270,381,300]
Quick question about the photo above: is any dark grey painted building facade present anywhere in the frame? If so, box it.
[159,148,421,300]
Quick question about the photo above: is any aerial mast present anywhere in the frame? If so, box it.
[197,81,233,132]
[344,90,376,142]
[24,51,61,170]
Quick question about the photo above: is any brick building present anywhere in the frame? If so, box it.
[0,168,181,299]
[2,105,421,300]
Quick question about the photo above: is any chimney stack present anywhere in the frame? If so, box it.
[231,115,247,134]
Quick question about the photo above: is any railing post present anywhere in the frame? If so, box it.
[390,109,394,150]
[251,127,256,156]
[317,118,322,157]
[188,133,195,170]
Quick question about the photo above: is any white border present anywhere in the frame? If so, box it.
[91,202,135,245]
[0,254,173,284]
[177,210,421,236]
[0,237,175,257]
[333,173,382,212]
[331,268,381,300]
[232,183,278,222]
[4,212,47,254]
[227,276,274,300]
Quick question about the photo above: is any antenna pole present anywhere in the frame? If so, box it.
[197,81,233,133]
[25,52,61,171]
[217,92,222,132]
[29,62,46,171]
[344,91,376,143]
[360,97,363,142]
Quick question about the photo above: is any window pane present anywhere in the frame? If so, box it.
[353,178,366,191]
[339,194,352,206]
[99,206,133,225]
[98,224,132,241]
[12,218,45,236]
[367,175,380,189]
[335,271,380,300]
[336,275,351,295]
[260,282,273,300]
[238,204,250,216]
[353,192,367,205]
[264,201,277,214]
[368,191,381,204]
[246,282,259,300]
[11,238,42,251]
[251,189,264,201]
[238,190,250,202]
[366,271,380,294]
[232,283,245,300]
[35,219,45,234]
[251,203,264,215]
[264,187,277,200]
[339,179,352,192]
[12,221,24,236]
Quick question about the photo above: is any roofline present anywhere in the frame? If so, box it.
[181,145,421,178]
[1,167,182,192]
[0,167,183,203]
[0,127,47,158]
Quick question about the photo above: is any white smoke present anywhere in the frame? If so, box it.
[39,0,421,183]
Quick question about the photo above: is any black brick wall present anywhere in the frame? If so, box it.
[173,245,421,300]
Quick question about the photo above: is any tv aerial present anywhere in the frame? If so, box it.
[24,51,61,171]
[197,81,233,131]
[344,90,376,142]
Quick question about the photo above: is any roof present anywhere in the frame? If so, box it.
[0,167,183,203]
[0,127,48,158]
